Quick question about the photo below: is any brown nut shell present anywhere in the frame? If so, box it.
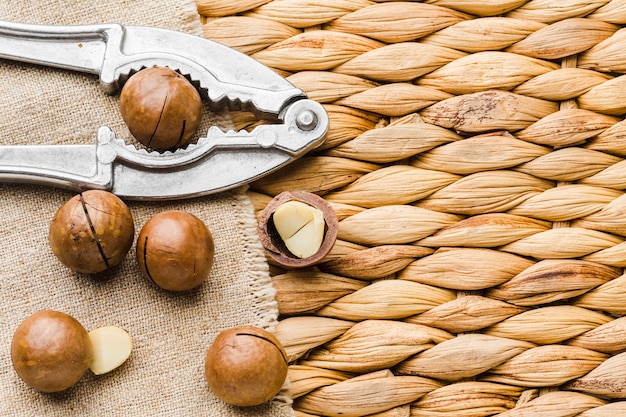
[204,325,288,407]
[11,310,93,393]
[48,190,135,274]
[136,210,214,292]
[258,190,338,268]
[120,66,203,151]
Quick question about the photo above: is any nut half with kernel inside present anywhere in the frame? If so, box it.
[258,191,338,268]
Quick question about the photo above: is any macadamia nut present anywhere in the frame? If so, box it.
[11,311,134,393]
[11,310,93,392]
[120,66,203,151]
[273,200,325,258]
[136,210,214,291]
[204,325,288,406]
[88,326,133,376]
[258,191,339,268]
[48,190,135,274]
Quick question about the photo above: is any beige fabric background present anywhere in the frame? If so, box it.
[0,1,292,416]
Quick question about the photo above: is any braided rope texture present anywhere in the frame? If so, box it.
[198,1,626,416]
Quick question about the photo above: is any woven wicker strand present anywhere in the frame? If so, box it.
[197,1,626,415]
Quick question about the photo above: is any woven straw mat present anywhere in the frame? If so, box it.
[199,1,626,417]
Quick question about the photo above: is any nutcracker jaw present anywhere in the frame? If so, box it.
[0,20,328,200]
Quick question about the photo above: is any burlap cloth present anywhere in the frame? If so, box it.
[0,1,292,416]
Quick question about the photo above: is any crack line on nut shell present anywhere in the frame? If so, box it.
[236,332,288,363]
[176,119,187,148]
[148,93,168,149]
[79,193,110,270]
[142,236,157,286]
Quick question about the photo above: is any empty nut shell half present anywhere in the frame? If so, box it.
[258,191,338,268]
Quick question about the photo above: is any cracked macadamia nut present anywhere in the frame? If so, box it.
[136,210,214,292]
[120,66,203,151]
[48,190,135,274]
[204,325,288,407]
[11,310,93,392]
[258,190,338,268]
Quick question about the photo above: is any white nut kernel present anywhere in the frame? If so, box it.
[273,200,325,259]
[88,326,133,375]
